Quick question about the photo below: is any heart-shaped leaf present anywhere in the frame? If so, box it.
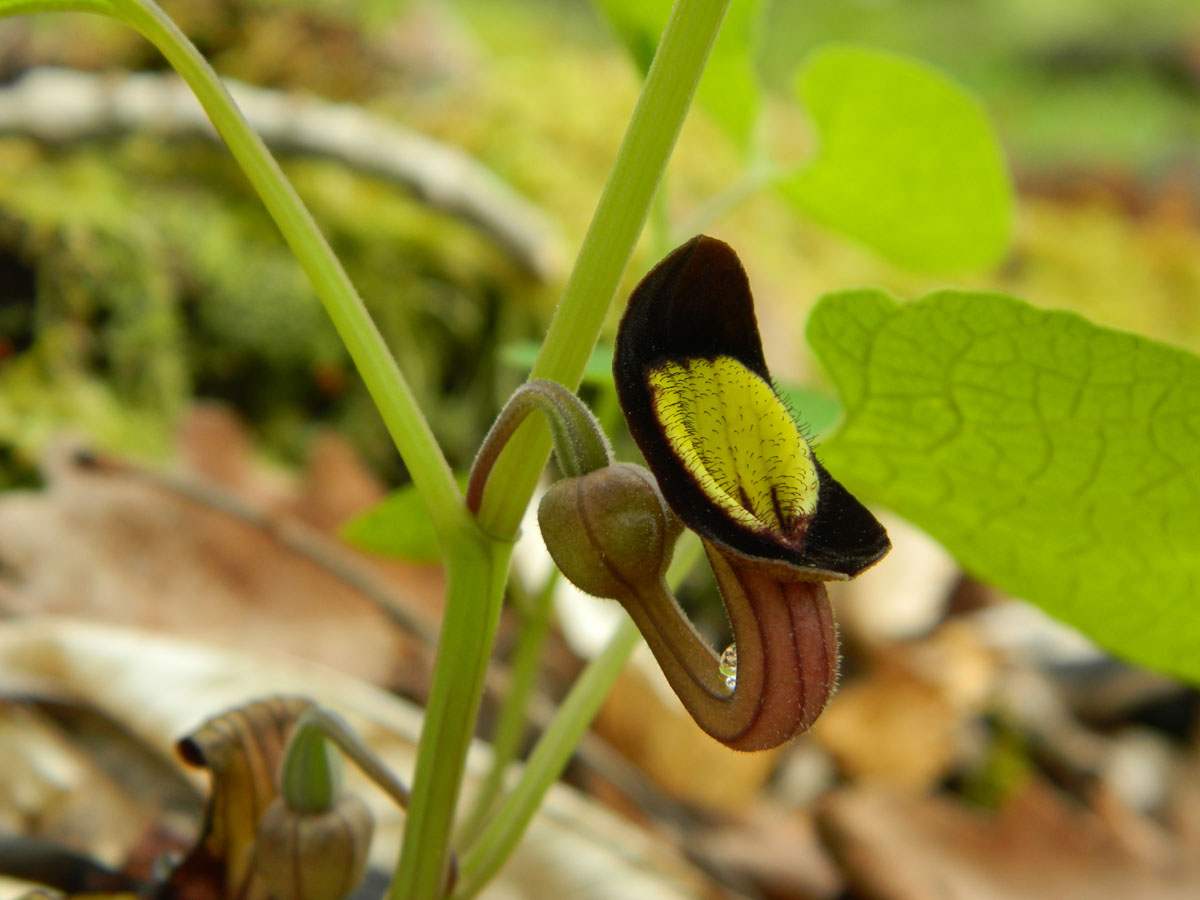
[808,288,1200,682]
[782,44,1013,272]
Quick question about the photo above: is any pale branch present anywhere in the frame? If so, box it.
[0,66,563,278]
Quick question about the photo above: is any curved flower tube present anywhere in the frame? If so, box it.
[539,463,838,751]
[619,539,838,751]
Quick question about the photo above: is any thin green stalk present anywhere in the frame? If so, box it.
[451,617,641,900]
[287,706,412,811]
[455,570,559,848]
[475,0,732,539]
[650,178,673,261]
[0,0,464,539]
[396,534,510,898]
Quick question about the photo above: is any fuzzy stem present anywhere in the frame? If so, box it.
[466,380,611,516]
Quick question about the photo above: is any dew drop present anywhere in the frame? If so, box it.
[719,643,737,690]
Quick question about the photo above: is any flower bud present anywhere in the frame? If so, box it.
[254,793,373,900]
[537,462,682,598]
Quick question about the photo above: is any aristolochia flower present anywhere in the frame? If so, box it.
[613,234,890,579]
[589,235,892,750]
[506,237,890,751]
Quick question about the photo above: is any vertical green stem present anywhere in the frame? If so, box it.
[475,0,732,539]
[455,571,559,848]
[451,618,641,900]
[395,534,510,898]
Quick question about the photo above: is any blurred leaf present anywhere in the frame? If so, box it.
[592,0,763,153]
[821,783,1199,900]
[781,44,1013,272]
[808,288,1200,683]
[0,428,416,684]
[776,382,842,440]
[341,475,468,563]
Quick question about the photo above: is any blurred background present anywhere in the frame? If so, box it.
[1,1,1199,898]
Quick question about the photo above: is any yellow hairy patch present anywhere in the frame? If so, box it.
[648,357,818,538]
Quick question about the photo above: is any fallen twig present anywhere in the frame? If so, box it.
[0,67,563,278]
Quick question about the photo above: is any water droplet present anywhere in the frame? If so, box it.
[719,643,737,690]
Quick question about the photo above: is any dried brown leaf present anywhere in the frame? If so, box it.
[820,782,1200,900]
[0,620,721,900]
[593,646,780,813]
[0,413,440,684]
[812,623,998,791]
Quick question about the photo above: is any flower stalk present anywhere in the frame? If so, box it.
[467,380,612,517]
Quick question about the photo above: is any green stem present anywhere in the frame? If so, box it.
[455,570,559,849]
[289,707,413,812]
[396,534,511,898]
[0,0,464,539]
[466,380,611,515]
[475,0,732,540]
[450,617,641,900]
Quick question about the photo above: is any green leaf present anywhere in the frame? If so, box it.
[776,382,842,440]
[782,44,1013,272]
[808,288,1200,683]
[592,0,763,153]
[341,476,468,563]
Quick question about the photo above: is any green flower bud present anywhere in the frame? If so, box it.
[254,793,373,900]
[280,719,343,814]
[537,462,682,598]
